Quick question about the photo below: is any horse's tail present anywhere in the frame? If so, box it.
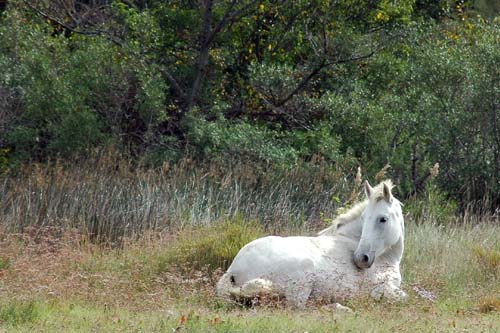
[216,272,237,299]
[217,273,273,299]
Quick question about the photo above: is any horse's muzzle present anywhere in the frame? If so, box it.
[353,252,374,269]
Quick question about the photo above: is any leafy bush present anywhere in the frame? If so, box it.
[404,183,458,225]
[184,112,299,164]
[0,5,168,160]
[154,218,264,273]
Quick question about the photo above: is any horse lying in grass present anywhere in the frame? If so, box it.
[216,180,407,307]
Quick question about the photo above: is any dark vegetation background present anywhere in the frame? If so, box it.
[0,0,499,231]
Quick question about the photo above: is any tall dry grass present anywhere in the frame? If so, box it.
[403,220,500,300]
[0,152,353,242]
[0,158,499,331]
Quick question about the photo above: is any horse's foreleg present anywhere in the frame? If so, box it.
[384,285,408,301]
[283,260,315,308]
[370,283,407,301]
[284,279,313,308]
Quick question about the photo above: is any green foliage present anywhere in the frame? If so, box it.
[285,122,342,162]
[48,109,104,156]
[318,19,500,204]
[0,1,499,208]
[0,4,169,160]
[0,14,113,158]
[154,218,264,273]
[372,20,500,203]
[184,112,299,164]
[405,183,458,225]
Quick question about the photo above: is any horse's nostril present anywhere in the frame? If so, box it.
[362,254,369,263]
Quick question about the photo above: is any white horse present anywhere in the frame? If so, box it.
[216,180,407,307]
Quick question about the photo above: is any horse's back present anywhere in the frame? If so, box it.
[226,236,322,285]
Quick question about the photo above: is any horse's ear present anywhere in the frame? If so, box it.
[383,183,393,203]
[364,180,373,199]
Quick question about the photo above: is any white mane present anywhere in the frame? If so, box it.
[319,180,394,236]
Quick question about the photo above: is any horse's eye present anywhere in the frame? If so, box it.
[379,217,388,223]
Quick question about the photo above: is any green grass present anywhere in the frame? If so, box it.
[2,298,499,332]
[0,301,39,328]
[403,221,500,300]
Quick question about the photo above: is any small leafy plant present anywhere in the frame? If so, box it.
[154,217,264,273]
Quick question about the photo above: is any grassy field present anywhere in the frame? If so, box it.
[0,220,499,332]
[0,160,499,332]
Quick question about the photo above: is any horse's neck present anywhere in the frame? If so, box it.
[379,235,404,265]
[335,216,363,240]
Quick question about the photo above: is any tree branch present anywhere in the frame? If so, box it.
[22,0,122,46]
[276,50,376,107]
[161,68,187,103]
[206,0,258,47]
[185,0,258,113]
[185,0,214,112]
[275,60,327,107]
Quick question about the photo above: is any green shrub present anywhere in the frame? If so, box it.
[184,111,299,164]
[0,6,168,161]
[47,109,105,156]
[405,183,457,225]
[154,218,264,273]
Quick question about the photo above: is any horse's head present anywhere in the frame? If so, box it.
[353,180,404,269]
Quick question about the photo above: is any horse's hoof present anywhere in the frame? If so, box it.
[396,289,408,301]
[322,303,353,313]
[370,285,384,300]
[334,303,353,312]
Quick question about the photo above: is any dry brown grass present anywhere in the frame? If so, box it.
[478,296,500,314]
[0,226,221,312]
[0,152,352,242]
[471,244,500,278]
